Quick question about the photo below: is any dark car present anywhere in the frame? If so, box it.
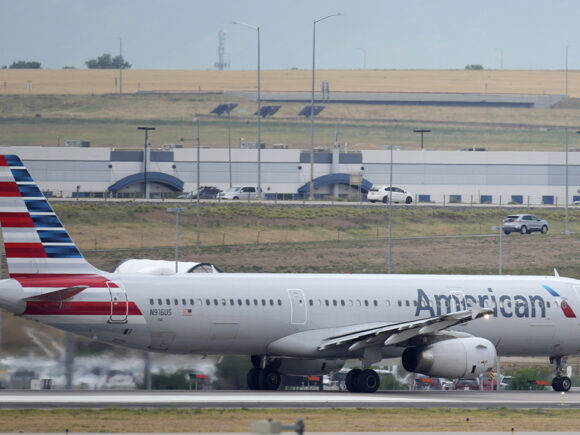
[454,378,480,390]
[178,186,221,199]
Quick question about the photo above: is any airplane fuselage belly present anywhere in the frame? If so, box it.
[42,272,580,358]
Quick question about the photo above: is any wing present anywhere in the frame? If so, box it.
[317,308,492,352]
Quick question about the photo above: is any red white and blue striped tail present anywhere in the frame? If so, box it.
[0,155,102,278]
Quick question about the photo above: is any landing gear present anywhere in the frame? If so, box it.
[550,356,572,392]
[246,355,282,391]
[344,368,380,393]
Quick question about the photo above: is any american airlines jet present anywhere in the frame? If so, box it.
[0,154,576,393]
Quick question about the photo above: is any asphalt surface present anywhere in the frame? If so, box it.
[0,389,579,409]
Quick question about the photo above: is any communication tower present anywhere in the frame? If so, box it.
[214,30,230,70]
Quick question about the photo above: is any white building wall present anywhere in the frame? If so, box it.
[1,145,579,204]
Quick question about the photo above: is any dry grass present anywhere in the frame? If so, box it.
[0,408,580,432]
[1,69,580,96]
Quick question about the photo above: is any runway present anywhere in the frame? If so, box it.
[1,390,580,409]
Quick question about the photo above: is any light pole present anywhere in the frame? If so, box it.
[491,225,503,274]
[231,21,261,195]
[310,12,343,200]
[413,129,431,150]
[167,207,187,273]
[387,145,393,274]
[194,118,201,248]
[137,127,155,199]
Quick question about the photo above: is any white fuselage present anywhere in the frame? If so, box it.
[11,272,580,360]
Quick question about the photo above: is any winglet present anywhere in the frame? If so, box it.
[554,268,560,278]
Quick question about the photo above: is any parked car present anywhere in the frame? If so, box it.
[218,186,263,200]
[178,186,221,199]
[454,378,480,390]
[502,214,548,235]
[367,186,413,204]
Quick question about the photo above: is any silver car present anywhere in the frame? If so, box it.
[502,214,548,235]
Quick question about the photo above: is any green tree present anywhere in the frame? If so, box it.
[504,367,551,390]
[85,53,131,69]
[9,60,41,69]
[213,356,252,389]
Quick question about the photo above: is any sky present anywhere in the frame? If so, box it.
[2,0,580,71]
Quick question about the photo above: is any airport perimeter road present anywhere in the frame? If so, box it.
[1,390,579,409]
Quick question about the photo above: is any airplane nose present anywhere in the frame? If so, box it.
[0,279,26,314]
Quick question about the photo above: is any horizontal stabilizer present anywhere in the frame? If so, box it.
[24,285,89,302]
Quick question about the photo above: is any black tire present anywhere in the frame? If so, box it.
[356,369,380,393]
[233,196,239,200]
[503,230,510,235]
[345,368,362,392]
[405,196,412,204]
[369,200,376,203]
[382,196,389,204]
[560,376,572,392]
[541,225,548,234]
[259,368,281,390]
[247,367,261,390]
[552,377,560,391]
[520,226,528,235]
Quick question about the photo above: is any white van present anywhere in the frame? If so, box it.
[367,186,413,204]
[218,186,263,200]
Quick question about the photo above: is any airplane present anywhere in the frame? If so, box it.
[0,153,576,393]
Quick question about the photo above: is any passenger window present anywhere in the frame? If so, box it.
[365,300,369,306]
[385,300,390,307]
[174,299,178,306]
[547,301,551,308]
[254,299,258,306]
[166,299,170,305]
[356,300,361,307]
[373,300,378,307]
[206,299,211,306]
[221,299,226,306]
[197,298,202,306]
[405,300,410,307]
[278,299,282,306]
[182,299,186,306]
[214,300,218,306]
[149,299,154,305]
[348,300,353,307]
[333,300,337,306]
[325,300,329,306]
[398,300,402,307]
[341,300,345,306]
[158,299,162,305]
[261,299,266,306]
[238,299,242,306]
[230,299,234,306]
[316,299,321,306]
[309,299,313,306]
[190,299,194,305]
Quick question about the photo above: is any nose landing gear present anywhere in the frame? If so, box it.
[550,356,572,392]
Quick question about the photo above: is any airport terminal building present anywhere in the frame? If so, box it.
[2,145,579,205]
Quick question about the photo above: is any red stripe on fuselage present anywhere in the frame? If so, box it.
[23,301,142,316]
[12,274,117,287]
[0,156,9,166]
[5,243,46,258]
[0,212,34,228]
[0,182,21,197]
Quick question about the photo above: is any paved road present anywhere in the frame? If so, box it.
[0,389,578,409]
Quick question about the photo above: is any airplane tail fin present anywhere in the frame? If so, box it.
[0,154,102,278]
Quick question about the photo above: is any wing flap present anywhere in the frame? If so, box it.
[318,308,492,352]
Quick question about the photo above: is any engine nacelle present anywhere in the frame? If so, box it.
[402,337,496,378]
[278,358,345,376]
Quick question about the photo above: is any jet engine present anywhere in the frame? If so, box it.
[277,358,345,376]
[402,337,496,378]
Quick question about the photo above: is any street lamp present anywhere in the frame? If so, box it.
[387,145,394,274]
[231,21,261,194]
[491,225,503,274]
[137,126,155,199]
[167,207,187,273]
[310,12,343,200]
[194,118,201,248]
[413,129,431,150]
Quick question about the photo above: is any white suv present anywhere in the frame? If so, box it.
[218,186,263,200]
[367,186,413,204]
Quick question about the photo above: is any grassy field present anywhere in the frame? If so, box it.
[0,408,580,432]
[2,69,580,96]
[2,94,580,150]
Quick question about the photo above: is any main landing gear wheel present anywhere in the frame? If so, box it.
[345,368,380,393]
[246,356,282,390]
